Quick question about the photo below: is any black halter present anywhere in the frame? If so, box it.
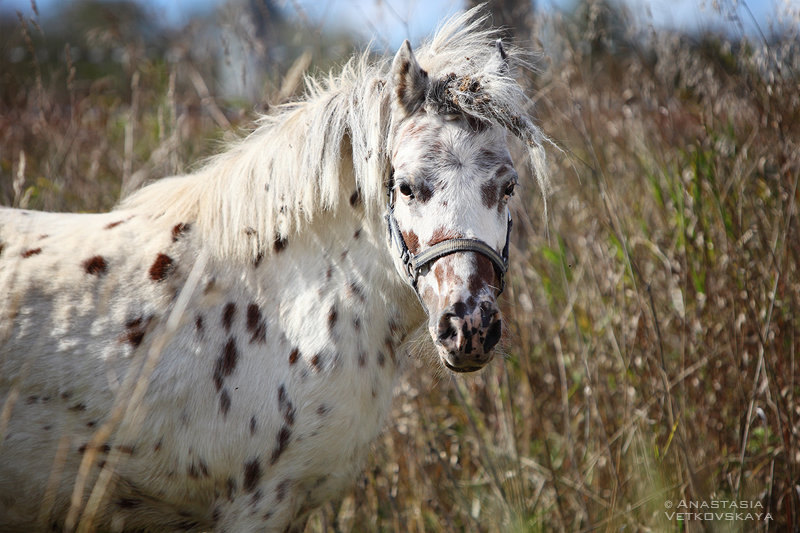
[385,177,512,295]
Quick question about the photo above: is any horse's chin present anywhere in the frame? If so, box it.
[442,359,487,373]
[436,346,494,373]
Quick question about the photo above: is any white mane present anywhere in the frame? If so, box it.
[118,6,549,263]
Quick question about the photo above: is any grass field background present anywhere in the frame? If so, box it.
[2,0,798,530]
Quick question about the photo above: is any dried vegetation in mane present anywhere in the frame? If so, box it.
[119,6,550,263]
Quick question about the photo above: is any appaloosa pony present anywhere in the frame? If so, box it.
[0,8,549,532]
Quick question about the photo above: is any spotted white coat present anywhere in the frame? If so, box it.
[0,7,549,532]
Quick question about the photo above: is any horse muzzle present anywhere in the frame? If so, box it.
[432,299,502,372]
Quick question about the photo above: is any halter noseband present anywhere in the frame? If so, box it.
[385,177,512,295]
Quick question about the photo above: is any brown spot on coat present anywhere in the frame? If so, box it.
[396,60,409,102]
[21,248,42,258]
[417,181,434,203]
[278,385,296,426]
[347,281,366,303]
[121,315,151,348]
[222,303,236,332]
[249,416,257,435]
[270,426,291,465]
[403,121,427,138]
[327,306,337,332]
[189,459,209,478]
[126,316,144,329]
[428,226,461,246]
[203,279,216,294]
[149,253,174,282]
[310,353,322,371]
[171,223,190,242]
[83,255,108,276]
[288,348,300,365]
[105,220,124,230]
[246,304,266,344]
[219,389,231,416]
[195,315,204,336]
[273,236,288,253]
[477,148,500,166]
[116,498,141,509]
[226,477,237,500]
[385,338,397,365]
[469,255,497,294]
[401,230,420,254]
[276,479,291,502]
[349,190,360,207]
[78,442,111,455]
[243,459,261,492]
[213,338,239,390]
[481,181,499,209]
[116,444,135,455]
[433,260,463,292]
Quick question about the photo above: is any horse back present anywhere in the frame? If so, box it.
[0,205,205,528]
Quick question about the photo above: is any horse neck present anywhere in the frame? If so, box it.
[239,201,425,363]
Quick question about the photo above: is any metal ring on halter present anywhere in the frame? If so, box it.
[385,177,512,295]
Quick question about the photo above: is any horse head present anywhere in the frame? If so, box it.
[387,40,519,373]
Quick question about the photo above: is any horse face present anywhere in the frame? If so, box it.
[388,41,517,373]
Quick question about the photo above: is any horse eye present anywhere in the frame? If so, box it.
[504,182,516,197]
[398,183,414,198]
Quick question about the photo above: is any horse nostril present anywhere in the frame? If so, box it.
[483,319,502,352]
[437,313,458,344]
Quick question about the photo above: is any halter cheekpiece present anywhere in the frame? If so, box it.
[385,173,512,295]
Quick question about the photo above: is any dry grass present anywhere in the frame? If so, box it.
[1,1,798,531]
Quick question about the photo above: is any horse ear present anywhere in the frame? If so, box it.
[391,40,428,115]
